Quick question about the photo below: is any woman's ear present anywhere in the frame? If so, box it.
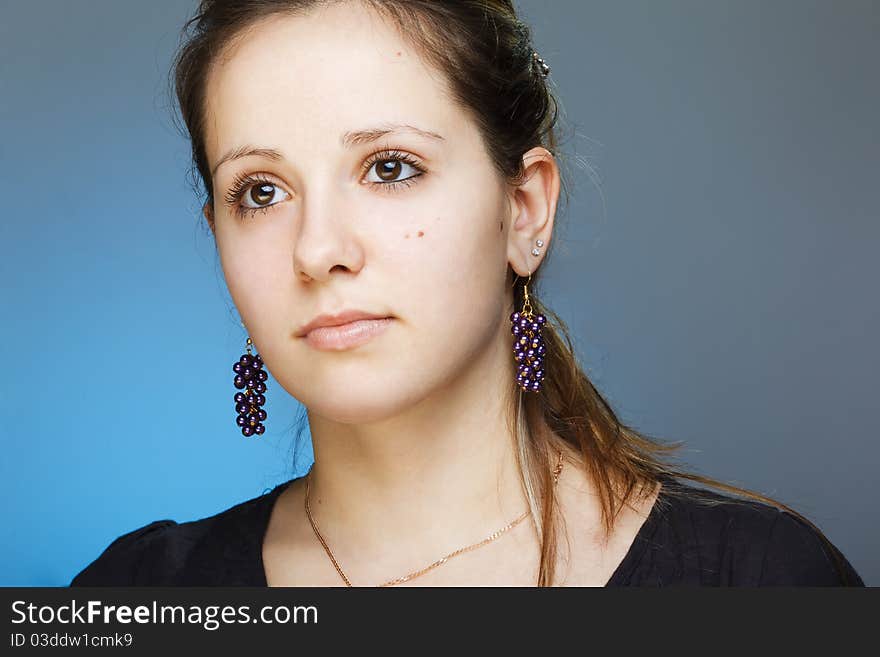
[506,146,560,277]
[202,201,215,233]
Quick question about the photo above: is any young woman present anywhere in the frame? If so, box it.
[71,0,863,587]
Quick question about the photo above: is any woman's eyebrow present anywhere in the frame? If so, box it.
[212,146,283,177]
[212,124,444,177]
[340,123,445,147]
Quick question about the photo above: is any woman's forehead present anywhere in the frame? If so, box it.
[207,4,447,110]
[203,4,463,163]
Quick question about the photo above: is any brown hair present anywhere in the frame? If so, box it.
[169,0,855,585]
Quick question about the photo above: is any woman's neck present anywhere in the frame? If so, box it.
[303,370,532,576]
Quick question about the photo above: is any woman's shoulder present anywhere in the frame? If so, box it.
[69,519,182,586]
[69,479,297,586]
[637,476,865,586]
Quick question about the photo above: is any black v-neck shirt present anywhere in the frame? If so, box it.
[69,475,865,587]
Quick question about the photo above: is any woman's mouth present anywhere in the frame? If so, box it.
[302,317,394,351]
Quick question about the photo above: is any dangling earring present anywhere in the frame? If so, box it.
[232,336,268,437]
[510,239,547,392]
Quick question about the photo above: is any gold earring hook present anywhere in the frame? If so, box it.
[522,270,533,317]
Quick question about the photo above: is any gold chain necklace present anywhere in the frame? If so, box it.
[305,449,565,587]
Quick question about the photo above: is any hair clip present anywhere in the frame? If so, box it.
[532,51,550,77]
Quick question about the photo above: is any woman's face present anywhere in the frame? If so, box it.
[202,3,523,423]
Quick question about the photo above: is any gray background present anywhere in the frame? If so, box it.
[1,0,876,585]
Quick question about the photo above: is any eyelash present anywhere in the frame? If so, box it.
[223,148,427,220]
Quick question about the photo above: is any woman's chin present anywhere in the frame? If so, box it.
[296,380,429,424]
[305,400,410,425]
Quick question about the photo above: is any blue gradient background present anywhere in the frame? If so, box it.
[1,0,877,586]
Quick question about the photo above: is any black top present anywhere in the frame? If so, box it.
[69,475,865,587]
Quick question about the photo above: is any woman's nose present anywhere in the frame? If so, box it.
[292,191,364,283]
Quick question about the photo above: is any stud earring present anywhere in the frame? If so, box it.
[509,268,547,393]
[232,336,268,437]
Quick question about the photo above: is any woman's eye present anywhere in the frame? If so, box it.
[364,158,420,185]
[362,150,426,191]
[239,182,289,211]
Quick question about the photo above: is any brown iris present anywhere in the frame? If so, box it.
[375,160,402,182]
[250,183,275,206]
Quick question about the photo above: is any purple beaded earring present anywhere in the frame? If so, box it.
[510,244,547,392]
[232,337,268,437]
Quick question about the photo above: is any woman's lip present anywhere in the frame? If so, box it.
[303,317,393,351]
